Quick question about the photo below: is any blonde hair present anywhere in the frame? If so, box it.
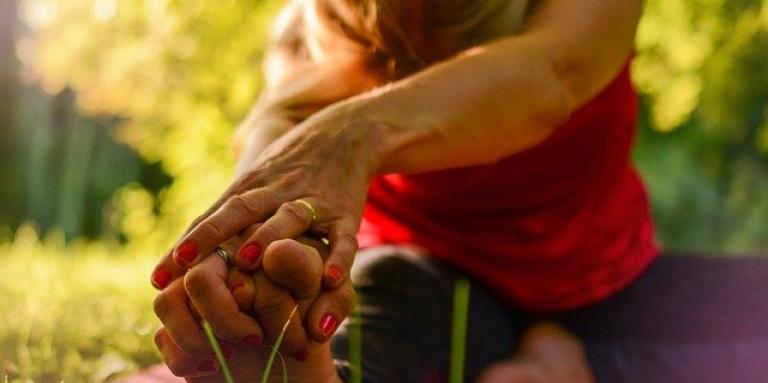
[314,0,531,79]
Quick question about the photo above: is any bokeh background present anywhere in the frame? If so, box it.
[0,0,767,381]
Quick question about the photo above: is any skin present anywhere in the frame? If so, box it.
[154,236,352,382]
[151,0,642,380]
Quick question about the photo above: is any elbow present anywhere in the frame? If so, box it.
[535,74,577,132]
[521,69,577,145]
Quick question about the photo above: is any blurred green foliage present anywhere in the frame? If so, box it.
[0,0,766,382]
[633,0,768,251]
[0,226,159,382]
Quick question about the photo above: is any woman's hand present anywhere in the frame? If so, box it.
[151,101,385,292]
[154,237,353,382]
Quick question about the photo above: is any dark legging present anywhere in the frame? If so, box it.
[331,246,768,383]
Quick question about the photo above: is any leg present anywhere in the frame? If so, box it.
[331,246,524,382]
[557,253,768,383]
[476,322,595,383]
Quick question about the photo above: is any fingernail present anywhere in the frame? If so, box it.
[328,265,342,283]
[220,344,235,358]
[239,243,261,265]
[229,281,245,293]
[319,313,338,339]
[198,359,217,372]
[292,349,309,362]
[151,267,171,289]
[243,334,262,347]
[177,241,198,266]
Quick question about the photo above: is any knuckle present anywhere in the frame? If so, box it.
[153,293,172,321]
[184,268,213,299]
[260,188,282,208]
[276,168,308,190]
[336,285,357,313]
[175,336,206,356]
[233,173,257,190]
[189,215,206,231]
[282,202,309,223]
[257,223,282,243]
[227,194,258,217]
[196,220,224,241]
[164,358,188,377]
[334,233,359,255]
[253,292,289,318]
[154,328,166,348]
[211,324,241,342]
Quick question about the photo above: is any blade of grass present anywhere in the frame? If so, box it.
[202,321,235,383]
[276,350,288,383]
[348,303,362,383]
[449,278,470,383]
[261,304,299,383]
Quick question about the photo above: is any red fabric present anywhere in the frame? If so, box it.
[358,64,658,312]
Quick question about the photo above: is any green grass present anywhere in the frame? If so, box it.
[347,304,362,383]
[450,278,471,383]
[0,230,161,382]
[202,321,235,383]
[260,305,296,383]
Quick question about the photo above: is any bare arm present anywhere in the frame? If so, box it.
[328,0,644,174]
[232,1,377,175]
[160,0,645,328]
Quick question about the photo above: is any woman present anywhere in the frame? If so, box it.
[148,0,768,381]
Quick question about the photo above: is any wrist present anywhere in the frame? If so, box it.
[329,93,430,177]
[300,98,396,180]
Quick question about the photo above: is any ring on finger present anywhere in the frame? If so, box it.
[215,247,232,266]
[295,199,318,223]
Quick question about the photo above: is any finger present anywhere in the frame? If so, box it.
[173,188,281,268]
[306,279,357,342]
[151,249,187,290]
[185,253,264,348]
[262,239,324,300]
[227,268,256,311]
[323,219,359,288]
[152,278,213,356]
[188,298,203,324]
[151,223,258,291]
[155,328,219,377]
[251,273,311,360]
[234,200,316,270]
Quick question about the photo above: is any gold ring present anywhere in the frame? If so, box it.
[295,199,317,222]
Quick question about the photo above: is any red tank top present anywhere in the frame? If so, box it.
[358,63,658,312]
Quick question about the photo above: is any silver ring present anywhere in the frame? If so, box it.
[215,247,231,266]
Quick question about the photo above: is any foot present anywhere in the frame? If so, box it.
[475,322,595,383]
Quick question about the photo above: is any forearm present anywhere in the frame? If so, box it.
[335,0,641,175]
[351,36,576,174]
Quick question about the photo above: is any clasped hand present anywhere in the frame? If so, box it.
[150,103,381,381]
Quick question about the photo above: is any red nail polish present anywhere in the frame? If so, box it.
[229,281,245,293]
[152,267,171,289]
[328,265,342,283]
[177,241,198,266]
[198,359,217,372]
[239,243,261,265]
[292,349,309,362]
[243,334,262,347]
[319,313,338,339]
